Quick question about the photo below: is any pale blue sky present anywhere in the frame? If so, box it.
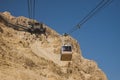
[0,0,120,80]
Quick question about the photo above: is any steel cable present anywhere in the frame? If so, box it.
[68,0,112,35]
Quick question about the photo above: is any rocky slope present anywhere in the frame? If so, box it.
[0,12,107,80]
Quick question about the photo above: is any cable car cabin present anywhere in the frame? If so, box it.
[61,45,72,61]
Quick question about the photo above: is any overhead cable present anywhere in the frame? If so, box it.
[27,0,35,21]
[68,0,112,35]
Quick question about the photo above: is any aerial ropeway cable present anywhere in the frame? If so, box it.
[27,0,35,21]
[68,0,112,35]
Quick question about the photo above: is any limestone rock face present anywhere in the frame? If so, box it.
[0,12,107,80]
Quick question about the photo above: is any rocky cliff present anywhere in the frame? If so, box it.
[0,12,107,80]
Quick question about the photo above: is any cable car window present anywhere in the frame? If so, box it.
[62,46,72,51]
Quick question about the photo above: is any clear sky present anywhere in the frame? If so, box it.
[0,0,120,80]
